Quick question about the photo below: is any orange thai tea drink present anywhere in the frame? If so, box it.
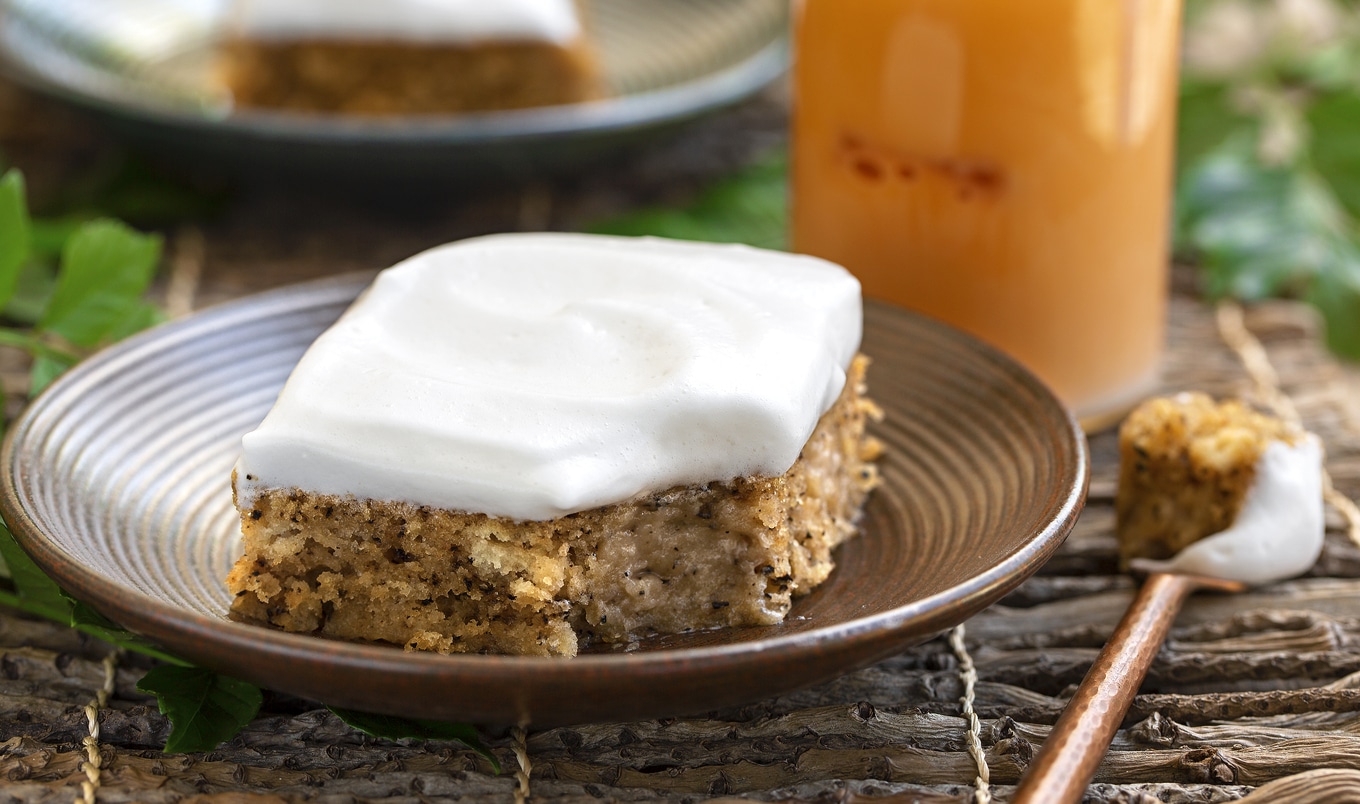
[792,0,1182,426]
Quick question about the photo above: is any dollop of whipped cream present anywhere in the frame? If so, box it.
[229,0,582,44]
[235,234,863,521]
[1131,435,1325,585]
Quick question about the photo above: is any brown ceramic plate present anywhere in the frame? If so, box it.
[1,273,1087,727]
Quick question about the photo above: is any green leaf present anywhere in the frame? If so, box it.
[64,596,189,666]
[67,595,120,630]
[1176,81,1254,182]
[0,522,71,622]
[1306,259,1360,360]
[28,218,83,261]
[58,155,226,227]
[40,219,162,347]
[4,260,58,326]
[104,300,166,342]
[137,666,263,753]
[0,170,31,311]
[1176,141,1352,300]
[28,354,74,397]
[0,526,188,665]
[328,707,500,771]
[590,149,788,250]
[1306,91,1360,220]
[1294,40,1360,93]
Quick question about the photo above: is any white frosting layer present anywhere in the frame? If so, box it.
[236,234,863,521]
[1131,436,1325,585]
[230,0,582,44]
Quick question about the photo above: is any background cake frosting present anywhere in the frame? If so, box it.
[228,0,583,43]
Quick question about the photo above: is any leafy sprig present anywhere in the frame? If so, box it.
[0,170,164,394]
[0,527,187,666]
[0,168,493,759]
[0,167,242,749]
[589,150,788,250]
[328,707,501,769]
[137,667,265,754]
[1176,0,1360,359]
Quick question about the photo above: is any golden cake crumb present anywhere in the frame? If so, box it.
[1116,392,1302,567]
[221,39,603,115]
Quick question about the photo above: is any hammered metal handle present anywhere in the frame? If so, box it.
[1012,572,1246,804]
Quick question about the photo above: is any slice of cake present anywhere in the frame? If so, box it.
[221,0,603,115]
[1115,392,1323,584]
[228,234,882,657]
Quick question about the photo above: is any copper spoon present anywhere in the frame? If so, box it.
[1011,571,1246,804]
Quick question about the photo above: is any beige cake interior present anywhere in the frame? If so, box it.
[1116,392,1302,567]
[228,356,882,657]
[221,39,603,115]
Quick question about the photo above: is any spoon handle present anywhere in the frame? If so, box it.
[1012,572,1243,804]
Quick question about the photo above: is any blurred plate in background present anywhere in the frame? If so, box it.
[0,0,787,184]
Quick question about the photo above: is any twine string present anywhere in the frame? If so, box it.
[949,624,991,804]
[165,226,204,320]
[1216,301,1360,548]
[511,726,532,804]
[75,650,121,804]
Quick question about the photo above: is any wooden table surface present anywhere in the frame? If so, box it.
[2,77,1360,803]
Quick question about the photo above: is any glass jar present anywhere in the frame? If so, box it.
[792,0,1182,427]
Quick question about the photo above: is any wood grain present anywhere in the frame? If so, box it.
[1013,573,1246,804]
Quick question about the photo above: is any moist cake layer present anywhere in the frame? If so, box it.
[222,40,601,115]
[229,357,882,657]
[222,0,599,114]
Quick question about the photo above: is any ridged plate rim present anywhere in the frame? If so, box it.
[1,272,1088,726]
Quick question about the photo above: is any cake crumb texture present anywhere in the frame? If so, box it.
[222,40,602,115]
[228,356,882,657]
[1116,392,1302,567]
